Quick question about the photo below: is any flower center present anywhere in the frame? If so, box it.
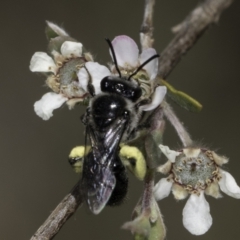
[171,150,219,193]
[58,58,84,85]
[55,57,87,98]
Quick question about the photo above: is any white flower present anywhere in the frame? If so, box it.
[30,31,93,120]
[154,144,240,235]
[109,35,167,111]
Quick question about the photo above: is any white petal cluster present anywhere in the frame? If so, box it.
[30,22,88,120]
[154,144,240,235]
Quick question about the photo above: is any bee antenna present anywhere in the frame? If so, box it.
[127,54,160,80]
[105,38,122,78]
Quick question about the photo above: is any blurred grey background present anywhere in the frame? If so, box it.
[0,0,239,239]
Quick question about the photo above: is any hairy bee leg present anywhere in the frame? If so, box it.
[68,146,90,173]
[119,145,147,181]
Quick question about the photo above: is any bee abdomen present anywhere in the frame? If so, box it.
[107,157,128,206]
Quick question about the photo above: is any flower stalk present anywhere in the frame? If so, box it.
[162,100,193,147]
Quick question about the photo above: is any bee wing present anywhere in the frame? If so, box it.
[85,157,116,214]
[104,118,127,153]
[82,117,128,214]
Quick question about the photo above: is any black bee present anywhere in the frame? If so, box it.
[77,39,159,214]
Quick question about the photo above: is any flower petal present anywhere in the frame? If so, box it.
[154,178,173,201]
[218,169,240,198]
[172,183,188,200]
[205,182,222,199]
[183,148,200,158]
[77,62,111,95]
[211,151,228,166]
[34,92,67,120]
[140,48,158,80]
[60,41,83,58]
[111,35,139,68]
[183,192,212,235]
[140,86,167,111]
[30,52,56,73]
[157,160,172,174]
[158,144,180,163]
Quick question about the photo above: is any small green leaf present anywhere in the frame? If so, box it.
[45,25,59,40]
[159,79,202,112]
[122,213,151,239]
[134,234,147,240]
[147,199,166,240]
[122,196,166,240]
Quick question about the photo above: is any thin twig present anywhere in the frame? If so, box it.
[142,106,164,209]
[162,101,193,147]
[141,169,155,212]
[158,0,234,78]
[31,0,234,239]
[140,0,156,49]
[30,181,83,240]
[158,0,234,146]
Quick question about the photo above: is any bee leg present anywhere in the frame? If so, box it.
[68,146,85,173]
[119,145,147,181]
